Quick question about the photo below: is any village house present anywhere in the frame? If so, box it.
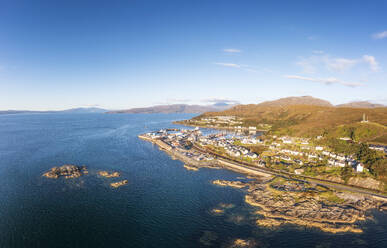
[308,154,318,159]
[322,151,330,156]
[315,146,324,151]
[245,152,258,159]
[355,163,364,172]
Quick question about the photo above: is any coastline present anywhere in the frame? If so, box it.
[138,132,387,234]
[138,134,273,177]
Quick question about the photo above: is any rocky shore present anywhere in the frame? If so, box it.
[183,164,199,171]
[214,176,385,233]
[213,180,247,189]
[42,165,88,179]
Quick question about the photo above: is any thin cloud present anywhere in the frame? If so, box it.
[214,62,264,73]
[214,62,241,68]
[313,50,324,54]
[223,48,241,53]
[326,58,358,72]
[285,75,363,87]
[296,54,380,74]
[372,30,387,39]
[363,55,380,72]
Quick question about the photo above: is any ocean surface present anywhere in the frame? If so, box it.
[0,113,386,248]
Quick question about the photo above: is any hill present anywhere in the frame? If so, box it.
[337,101,385,108]
[258,96,332,107]
[108,103,233,114]
[189,97,387,144]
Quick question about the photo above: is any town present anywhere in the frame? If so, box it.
[139,127,387,180]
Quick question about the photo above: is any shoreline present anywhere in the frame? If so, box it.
[138,132,387,234]
[139,134,387,200]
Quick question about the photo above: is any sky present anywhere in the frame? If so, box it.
[0,0,386,110]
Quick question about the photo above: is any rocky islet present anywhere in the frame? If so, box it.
[43,165,127,188]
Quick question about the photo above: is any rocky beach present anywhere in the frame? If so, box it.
[213,176,387,233]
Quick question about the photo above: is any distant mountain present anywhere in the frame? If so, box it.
[61,107,108,113]
[337,101,385,108]
[0,107,108,115]
[258,96,333,107]
[0,110,55,115]
[108,104,233,114]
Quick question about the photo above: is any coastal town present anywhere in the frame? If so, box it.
[139,125,387,233]
[139,125,386,182]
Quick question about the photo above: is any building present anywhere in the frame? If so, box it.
[245,152,258,159]
[356,163,364,172]
[361,113,369,123]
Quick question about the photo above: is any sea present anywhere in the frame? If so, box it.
[0,113,386,248]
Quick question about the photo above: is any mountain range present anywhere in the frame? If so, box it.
[107,103,234,114]
[0,107,108,115]
[109,96,385,114]
[1,97,385,115]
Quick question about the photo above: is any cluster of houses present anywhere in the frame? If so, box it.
[143,128,214,162]
[143,128,374,175]
[369,144,387,154]
[188,115,243,127]
[267,136,365,173]
[198,134,258,159]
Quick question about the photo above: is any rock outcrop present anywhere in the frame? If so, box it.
[110,180,128,188]
[43,165,88,179]
[98,171,120,178]
[214,177,383,233]
[183,164,199,171]
[213,180,247,189]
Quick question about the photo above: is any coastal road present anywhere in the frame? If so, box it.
[192,144,387,201]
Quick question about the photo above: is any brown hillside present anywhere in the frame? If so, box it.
[258,96,332,107]
[197,105,387,138]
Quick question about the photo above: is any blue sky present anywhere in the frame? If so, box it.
[0,0,386,110]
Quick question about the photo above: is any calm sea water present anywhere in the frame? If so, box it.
[0,113,386,248]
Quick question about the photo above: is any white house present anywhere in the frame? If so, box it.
[336,155,346,161]
[308,154,318,159]
[315,146,324,151]
[322,151,330,156]
[335,161,346,167]
[245,152,258,159]
[356,163,364,172]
